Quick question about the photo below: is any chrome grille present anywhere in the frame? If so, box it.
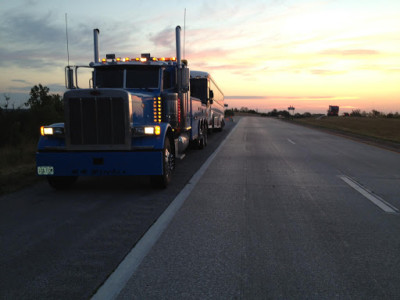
[66,94,129,150]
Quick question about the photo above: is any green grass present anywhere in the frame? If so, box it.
[0,142,42,195]
[293,117,400,144]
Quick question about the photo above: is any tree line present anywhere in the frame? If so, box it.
[0,84,64,147]
[225,107,400,119]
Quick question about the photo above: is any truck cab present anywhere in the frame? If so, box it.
[36,26,208,189]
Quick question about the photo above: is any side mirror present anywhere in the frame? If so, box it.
[209,90,214,104]
[65,66,75,89]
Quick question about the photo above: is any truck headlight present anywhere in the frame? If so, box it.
[144,126,161,135]
[40,126,64,136]
[133,126,161,136]
[144,127,155,135]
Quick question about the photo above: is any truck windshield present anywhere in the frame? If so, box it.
[95,66,159,89]
[96,68,123,88]
[126,67,159,89]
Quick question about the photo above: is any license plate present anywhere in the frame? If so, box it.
[37,166,54,175]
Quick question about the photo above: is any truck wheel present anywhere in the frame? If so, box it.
[216,119,224,132]
[198,122,207,149]
[47,176,78,190]
[202,123,208,146]
[151,138,174,188]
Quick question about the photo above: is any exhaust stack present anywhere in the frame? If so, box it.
[93,29,100,63]
[175,26,181,69]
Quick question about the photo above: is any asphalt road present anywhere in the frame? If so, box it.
[116,117,400,299]
[2,117,400,299]
[0,119,236,299]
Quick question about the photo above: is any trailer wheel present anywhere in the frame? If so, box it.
[151,138,174,188]
[47,176,78,190]
[202,123,208,146]
[198,122,208,149]
[216,119,224,132]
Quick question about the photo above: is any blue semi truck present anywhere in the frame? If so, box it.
[36,26,211,189]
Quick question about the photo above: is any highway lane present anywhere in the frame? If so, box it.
[0,119,236,299]
[117,117,400,299]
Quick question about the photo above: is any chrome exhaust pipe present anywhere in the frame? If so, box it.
[93,28,100,63]
[175,26,181,68]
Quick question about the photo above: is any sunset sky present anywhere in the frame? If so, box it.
[1,0,399,113]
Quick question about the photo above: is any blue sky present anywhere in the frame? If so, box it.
[1,0,400,113]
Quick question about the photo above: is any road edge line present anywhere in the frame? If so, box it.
[91,119,241,300]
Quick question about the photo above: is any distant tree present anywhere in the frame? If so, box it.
[225,109,234,117]
[370,109,384,118]
[350,109,362,117]
[294,113,302,118]
[361,110,367,117]
[25,84,63,113]
[278,110,290,118]
[270,109,278,117]
[1,94,11,110]
[387,112,400,119]
[303,112,312,118]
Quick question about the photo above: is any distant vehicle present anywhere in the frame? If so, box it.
[36,26,209,189]
[190,71,225,131]
[327,105,339,116]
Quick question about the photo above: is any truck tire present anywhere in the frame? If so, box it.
[198,122,207,149]
[47,176,78,190]
[216,119,224,132]
[151,138,174,188]
[202,123,208,146]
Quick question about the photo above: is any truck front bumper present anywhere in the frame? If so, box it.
[36,151,163,176]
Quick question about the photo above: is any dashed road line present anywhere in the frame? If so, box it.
[287,138,296,145]
[339,175,399,214]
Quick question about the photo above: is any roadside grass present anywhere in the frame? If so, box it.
[0,142,42,195]
[293,117,400,144]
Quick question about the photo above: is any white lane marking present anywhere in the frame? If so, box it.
[287,138,296,145]
[339,175,399,214]
[91,120,241,300]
